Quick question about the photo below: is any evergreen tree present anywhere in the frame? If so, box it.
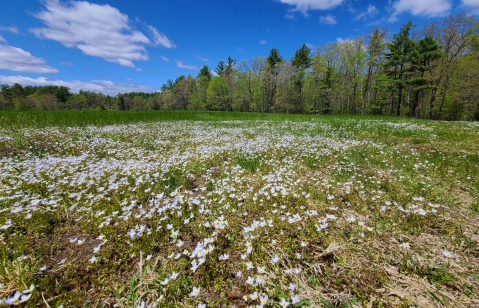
[407,37,443,117]
[226,56,236,72]
[198,65,212,81]
[291,44,312,113]
[291,44,313,69]
[214,60,226,76]
[266,48,283,72]
[383,21,416,116]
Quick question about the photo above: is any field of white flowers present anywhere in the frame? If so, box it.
[0,115,478,308]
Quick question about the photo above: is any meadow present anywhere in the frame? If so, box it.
[0,110,478,308]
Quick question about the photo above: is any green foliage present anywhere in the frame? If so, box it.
[206,77,229,111]
[198,65,212,81]
[292,43,312,70]
[267,48,284,71]
[236,153,263,172]
[214,60,226,76]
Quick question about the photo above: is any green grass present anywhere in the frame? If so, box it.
[0,110,417,129]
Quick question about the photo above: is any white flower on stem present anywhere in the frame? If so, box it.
[93,245,101,254]
[279,298,290,308]
[399,242,410,249]
[19,293,32,303]
[5,291,21,305]
[257,266,266,274]
[346,215,356,223]
[146,254,152,261]
[219,254,229,261]
[190,286,201,297]
[291,295,300,304]
[246,276,254,285]
[259,295,268,306]
[442,250,453,258]
[169,271,179,280]
[58,258,67,265]
[89,256,98,263]
[288,283,296,291]
[22,284,35,294]
[17,255,27,262]
[198,304,206,308]
[270,255,279,265]
[250,292,258,300]
[160,278,169,285]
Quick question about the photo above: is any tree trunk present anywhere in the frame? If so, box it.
[397,83,402,117]
[412,91,420,117]
[429,87,437,119]
[438,89,448,119]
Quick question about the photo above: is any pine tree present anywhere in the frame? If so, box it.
[198,65,212,81]
[214,61,226,76]
[291,44,312,113]
[266,48,283,73]
[407,37,443,117]
[382,21,415,116]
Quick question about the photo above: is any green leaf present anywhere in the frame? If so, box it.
[295,300,312,307]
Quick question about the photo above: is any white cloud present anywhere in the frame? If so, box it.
[0,26,19,43]
[335,37,353,44]
[277,0,344,13]
[461,0,479,13]
[147,25,176,48]
[210,70,218,77]
[30,0,174,68]
[285,10,297,20]
[0,26,19,34]
[389,0,452,23]
[61,61,74,66]
[161,56,170,62]
[259,40,267,45]
[306,43,315,49]
[135,68,143,72]
[354,4,378,21]
[197,56,209,62]
[320,14,337,25]
[0,75,156,95]
[0,44,59,74]
[176,60,197,70]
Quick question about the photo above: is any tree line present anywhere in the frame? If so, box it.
[1,13,478,120]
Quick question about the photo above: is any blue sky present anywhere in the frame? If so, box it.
[0,0,477,95]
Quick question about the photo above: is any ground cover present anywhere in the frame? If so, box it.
[0,111,478,307]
